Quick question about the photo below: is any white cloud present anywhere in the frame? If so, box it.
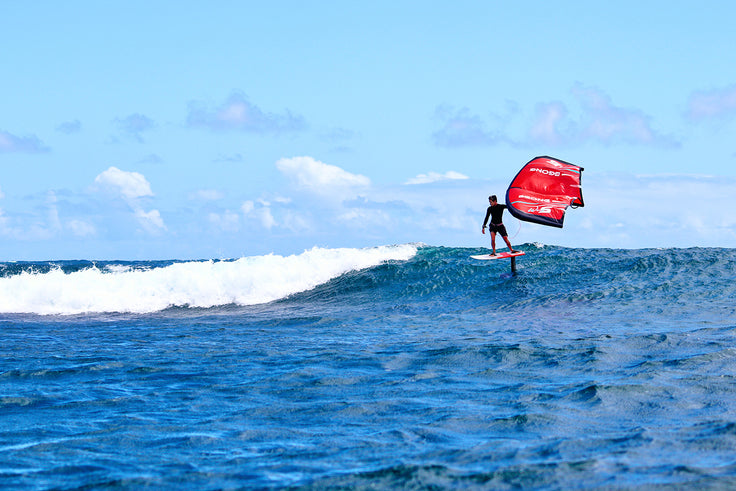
[93,166,165,234]
[405,171,469,185]
[134,209,167,234]
[265,157,736,250]
[94,166,154,200]
[276,156,370,194]
[241,200,277,230]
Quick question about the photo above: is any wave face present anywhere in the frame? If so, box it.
[282,244,736,332]
[0,244,419,315]
[2,244,735,319]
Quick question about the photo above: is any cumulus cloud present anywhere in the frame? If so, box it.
[134,209,166,233]
[0,130,49,153]
[235,157,378,236]
[93,166,165,234]
[94,166,154,200]
[187,91,306,134]
[405,171,469,185]
[687,84,736,121]
[276,156,370,194]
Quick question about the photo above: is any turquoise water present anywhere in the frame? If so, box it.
[2,244,736,489]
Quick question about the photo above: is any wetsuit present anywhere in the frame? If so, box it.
[483,204,509,237]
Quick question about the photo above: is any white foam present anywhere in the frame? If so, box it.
[0,244,418,315]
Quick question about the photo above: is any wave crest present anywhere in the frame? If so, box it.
[0,244,418,315]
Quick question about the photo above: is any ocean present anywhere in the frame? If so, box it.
[2,243,736,489]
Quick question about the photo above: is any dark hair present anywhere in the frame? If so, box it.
[489,195,497,201]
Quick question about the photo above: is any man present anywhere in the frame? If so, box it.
[482,195,518,255]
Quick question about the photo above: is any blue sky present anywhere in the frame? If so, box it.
[2,1,736,259]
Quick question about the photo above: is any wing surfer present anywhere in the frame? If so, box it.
[482,195,518,256]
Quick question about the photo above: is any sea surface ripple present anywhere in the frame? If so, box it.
[2,244,736,489]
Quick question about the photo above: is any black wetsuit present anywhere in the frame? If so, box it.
[483,204,509,236]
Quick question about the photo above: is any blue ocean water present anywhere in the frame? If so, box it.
[2,244,736,489]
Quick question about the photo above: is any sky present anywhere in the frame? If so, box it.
[2,1,736,260]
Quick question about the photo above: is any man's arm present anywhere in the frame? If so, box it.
[481,206,491,233]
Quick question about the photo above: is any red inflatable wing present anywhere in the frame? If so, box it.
[505,156,584,228]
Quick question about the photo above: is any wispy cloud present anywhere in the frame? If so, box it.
[405,171,468,185]
[187,91,306,134]
[137,153,163,164]
[565,172,736,248]
[431,105,511,147]
[241,200,277,230]
[56,120,82,134]
[0,190,92,242]
[4,153,736,258]
[320,127,357,153]
[93,166,166,234]
[213,153,245,163]
[686,84,736,121]
[433,85,679,148]
[570,84,679,147]
[208,210,241,233]
[114,113,156,143]
[0,130,50,153]
[241,157,490,244]
[233,155,736,250]
[190,189,225,201]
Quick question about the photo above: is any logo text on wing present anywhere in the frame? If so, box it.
[529,167,561,177]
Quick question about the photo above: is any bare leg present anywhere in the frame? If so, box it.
[502,235,518,253]
[490,232,497,255]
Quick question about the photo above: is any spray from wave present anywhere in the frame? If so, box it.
[0,244,419,315]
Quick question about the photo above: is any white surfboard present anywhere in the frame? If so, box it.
[470,251,525,260]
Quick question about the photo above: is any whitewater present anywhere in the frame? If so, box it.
[0,244,418,315]
[2,244,736,489]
